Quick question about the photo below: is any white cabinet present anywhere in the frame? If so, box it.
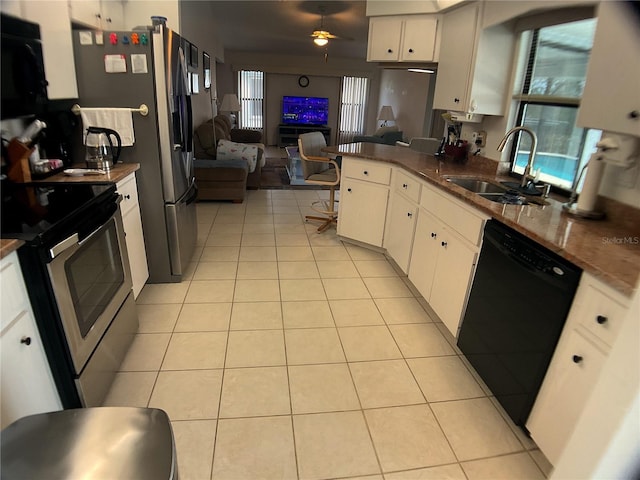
[408,208,477,336]
[577,1,640,137]
[8,1,79,99]
[69,0,124,30]
[1,251,62,428]
[367,15,439,62]
[116,173,148,298]
[384,169,421,273]
[409,182,486,336]
[433,2,514,115]
[338,158,391,247]
[527,272,631,465]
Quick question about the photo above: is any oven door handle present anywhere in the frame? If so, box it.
[49,233,79,259]
[49,209,117,259]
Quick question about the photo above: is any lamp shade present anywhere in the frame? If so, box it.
[220,93,241,112]
[377,105,395,122]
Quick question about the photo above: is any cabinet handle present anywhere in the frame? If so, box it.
[106,17,112,23]
[408,48,414,53]
[596,315,608,324]
[402,183,408,189]
[454,97,460,103]
[96,13,102,19]
[407,212,413,218]
[441,241,447,247]
[20,336,32,346]
[387,49,393,53]
[347,188,352,192]
[124,194,131,200]
[363,170,369,175]
[430,232,437,238]
[629,110,639,119]
[572,355,583,364]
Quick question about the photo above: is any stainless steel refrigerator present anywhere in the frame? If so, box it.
[73,24,197,283]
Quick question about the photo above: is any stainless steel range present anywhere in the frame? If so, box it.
[1,182,138,407]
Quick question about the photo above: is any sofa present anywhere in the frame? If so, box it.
[194,115,266,202]
[352,126,404,145]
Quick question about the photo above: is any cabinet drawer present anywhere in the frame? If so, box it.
[343,159,391,185]
[116,174,139,216]
[420,184,485,246]
[575,280,628,348]
[0,253,30,333]
[393,169,421,203]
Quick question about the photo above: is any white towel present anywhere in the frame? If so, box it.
[80,108,135,146]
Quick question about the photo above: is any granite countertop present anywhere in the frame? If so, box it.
[32,163,140,185]
[325,143,640,296]
[0,239,25,259]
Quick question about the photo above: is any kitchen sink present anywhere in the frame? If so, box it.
[445,177,508,194]
[445,176,548,206]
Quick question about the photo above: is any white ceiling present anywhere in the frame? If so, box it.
[205,1,370,59]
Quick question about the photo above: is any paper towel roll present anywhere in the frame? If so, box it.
[577,155,606,212]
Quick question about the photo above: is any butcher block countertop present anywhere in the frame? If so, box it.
[325,143,640,296]
[33,163,140,184]
[0,239,25,259]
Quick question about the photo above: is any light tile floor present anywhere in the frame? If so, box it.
[104,189,553,480]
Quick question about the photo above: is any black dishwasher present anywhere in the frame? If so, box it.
[457,219,581,429]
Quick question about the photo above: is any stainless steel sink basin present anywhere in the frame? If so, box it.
[445,176,548,206]
[445,177,508,194]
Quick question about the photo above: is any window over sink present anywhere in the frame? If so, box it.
[510,16,600,192]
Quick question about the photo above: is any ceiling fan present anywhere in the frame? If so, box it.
[310,8,351,47]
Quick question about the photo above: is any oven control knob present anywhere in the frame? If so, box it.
[20,336,32,346]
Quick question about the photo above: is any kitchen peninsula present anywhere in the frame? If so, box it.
[325,142,640,296]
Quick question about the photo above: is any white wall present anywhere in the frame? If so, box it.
[216,50,380,146]
[377,69,435,141]
[122,0,180,32]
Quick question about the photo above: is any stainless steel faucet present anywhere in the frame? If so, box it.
[497,126,538,189]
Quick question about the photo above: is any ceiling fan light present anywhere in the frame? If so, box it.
[313,37,328,46]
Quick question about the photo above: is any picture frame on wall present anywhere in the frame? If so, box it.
[203,51,211,90]
[190,43,198,69]
[191,73,199,94]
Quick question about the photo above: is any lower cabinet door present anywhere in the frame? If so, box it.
[338,179,389,247]
[122,204,149,298]
[526,329,607,465]
[1,313,62,428]
[384,193,418,273]
[429,227,477,337]
[408,209,441,301]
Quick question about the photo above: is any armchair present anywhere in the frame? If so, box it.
[194,115,265,189]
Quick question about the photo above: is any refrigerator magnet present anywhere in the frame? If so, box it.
[104,54,127,73]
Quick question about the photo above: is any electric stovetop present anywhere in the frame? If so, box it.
[1,181,117,247]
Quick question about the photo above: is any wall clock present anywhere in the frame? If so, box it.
[298,75,310,88]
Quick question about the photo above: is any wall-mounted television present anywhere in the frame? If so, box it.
[282,96,329,126]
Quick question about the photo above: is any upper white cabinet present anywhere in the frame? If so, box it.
[577,1,640,137]
[69,0,125,30]
[367,15,439,62]
[433,2,514,115]
[1,251,62,428]
[11,1,79,99]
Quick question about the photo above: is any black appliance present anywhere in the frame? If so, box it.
[1,182,137,408]
[1,13,48,119]
[457,220,581,428]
